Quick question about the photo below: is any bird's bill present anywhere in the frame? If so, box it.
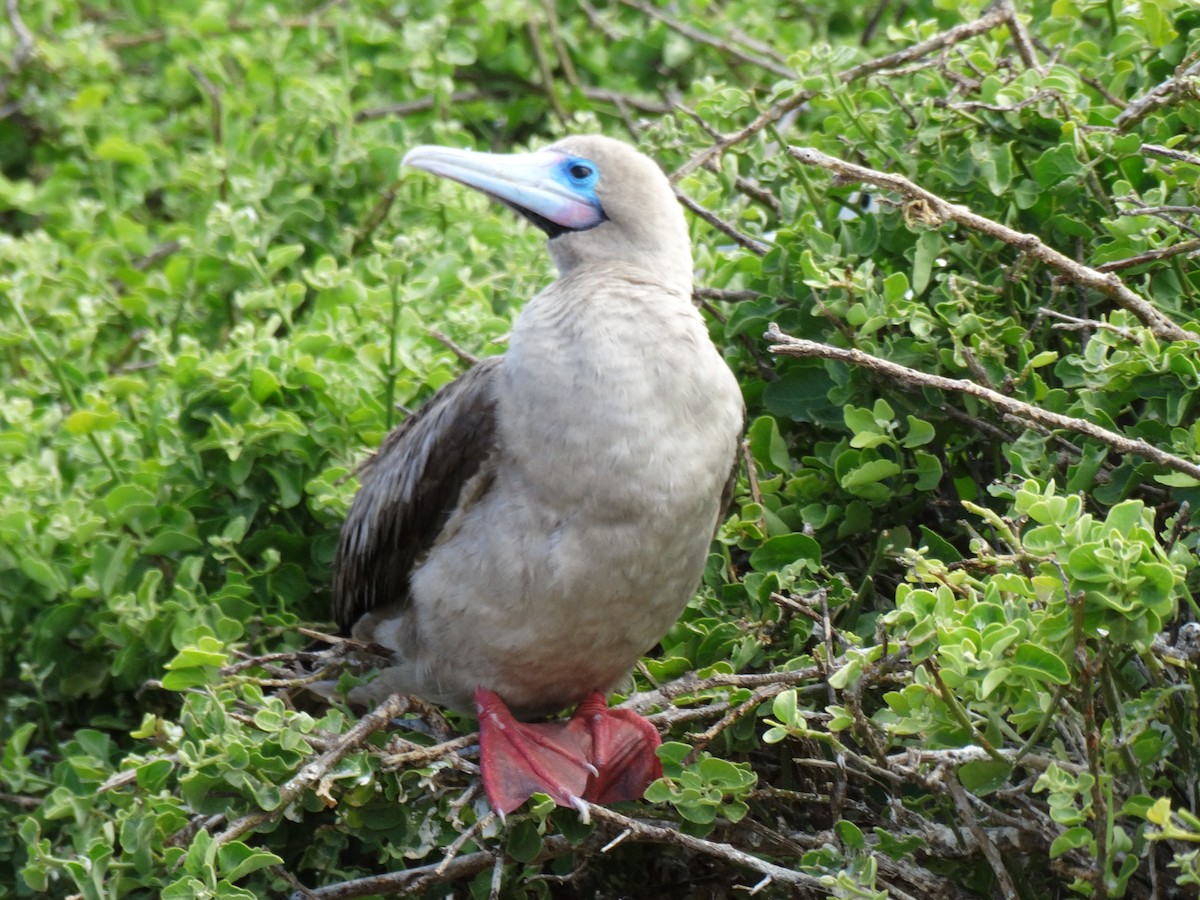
[403,145,604,234]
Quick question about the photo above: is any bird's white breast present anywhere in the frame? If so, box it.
[362,265,743,716]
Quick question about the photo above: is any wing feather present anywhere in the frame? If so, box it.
[333,356,502,633]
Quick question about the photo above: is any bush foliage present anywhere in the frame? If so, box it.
[2,0,1199,897]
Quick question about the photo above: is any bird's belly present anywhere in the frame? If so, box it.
[368,479,720,717]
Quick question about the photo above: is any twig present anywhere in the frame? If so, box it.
[993,0,1043,74]
[675,189,769,256]
[765,324,1200,482]
[615,0,794,78]
[541,0,579,88]
[428,329,480,366]
[1115,55,1200,131]
[356,91,499,121]
[214,693,409,847]
[1117,204,1200,218]
[188,66,226,201]
[0,791,43,810]
[585,804,828,891]
[6,0,36,71]
[107,14,339,49]
[434,811,496,876]
[839,5,1009,84]
[785,146,1193,342]
[694,286,766,303]
[1142,143,1200,167]
[380,734,477,771]
[684,684,785,760]
[1036,308,1139,341]
[526,18,567,123]
[945,766,1020,897]
[672,91,814,182]
[1094,238,1200,273]
[622,665,823,715]
[294,833,603,899]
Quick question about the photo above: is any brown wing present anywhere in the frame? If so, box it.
[715,407,745,536]
[333,356,502,633]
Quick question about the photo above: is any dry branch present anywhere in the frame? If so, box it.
[1095,238,1200,273]
[585,804,829,892]
[214,692,410,848]
[292,833,602,899]
[675,189,769,256]
[615,0,794,78]
[1142,143,1200,167]
[786,146,1194,342]
[765,324,1200,482]
[6,0,36,71]
[1115,55,1200,131]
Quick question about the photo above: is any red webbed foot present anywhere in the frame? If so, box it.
[475,688,595,817]
[567,691,663,804]
[474,688,663,818]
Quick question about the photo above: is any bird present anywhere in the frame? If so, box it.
[333,134,744,818]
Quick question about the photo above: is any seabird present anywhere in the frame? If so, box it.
[334,134,744,816]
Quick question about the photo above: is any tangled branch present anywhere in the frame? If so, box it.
[786,146,1194,342]
[766,323,1200,482]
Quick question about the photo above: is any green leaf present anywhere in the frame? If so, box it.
[1034,144,1082,186]
[749,533,821,570]
[63,409,120,435]
[883,271,910,304]
[1050,826,1093,858]
[958,760,1012,794]
[841,458,901,490]
[835,819,867,850]
[1010,644,1071,685]
[506,819,543,864]
[94,135,151,165]
[143,530,204,555]
[217,841,284,882]
[747,415,791,473]
[911,230,940,296]
[901,416,935,448]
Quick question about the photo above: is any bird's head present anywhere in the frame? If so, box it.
[403,135,691,289]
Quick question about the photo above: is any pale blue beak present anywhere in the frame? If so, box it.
[403,145,605,236]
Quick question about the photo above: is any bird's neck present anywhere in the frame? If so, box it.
[547,232,692,296]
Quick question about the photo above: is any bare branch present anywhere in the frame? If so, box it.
[622,665,824,716]
[765,324,1200,482]
[428,329,481,366]
[615,0,794,78]
[1115,55,1200,131]
[1094,238,1200,273]
[671,5,1026,182]
[694,286,767,303]
[1142,143,1200,167]
[293,833,603,899]
[945,771,1020,897]
[674,189,769,256]
[214,693,410,848]
[1116,204,1200,218]
[993,0,1043,74]
[786,146,1194,342]
[839,5,1010,84]
[355,91,499,121]
[6,0,36,71]
[187,65,226,201]
[585,804,829,891]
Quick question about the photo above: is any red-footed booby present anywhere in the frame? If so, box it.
[333,135,744,817]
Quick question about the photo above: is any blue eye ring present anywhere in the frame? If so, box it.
[564,158,598,186]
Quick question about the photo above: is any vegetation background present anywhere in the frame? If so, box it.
[2,0,1199,896]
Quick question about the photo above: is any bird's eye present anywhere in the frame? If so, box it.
[568,163,594,181]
